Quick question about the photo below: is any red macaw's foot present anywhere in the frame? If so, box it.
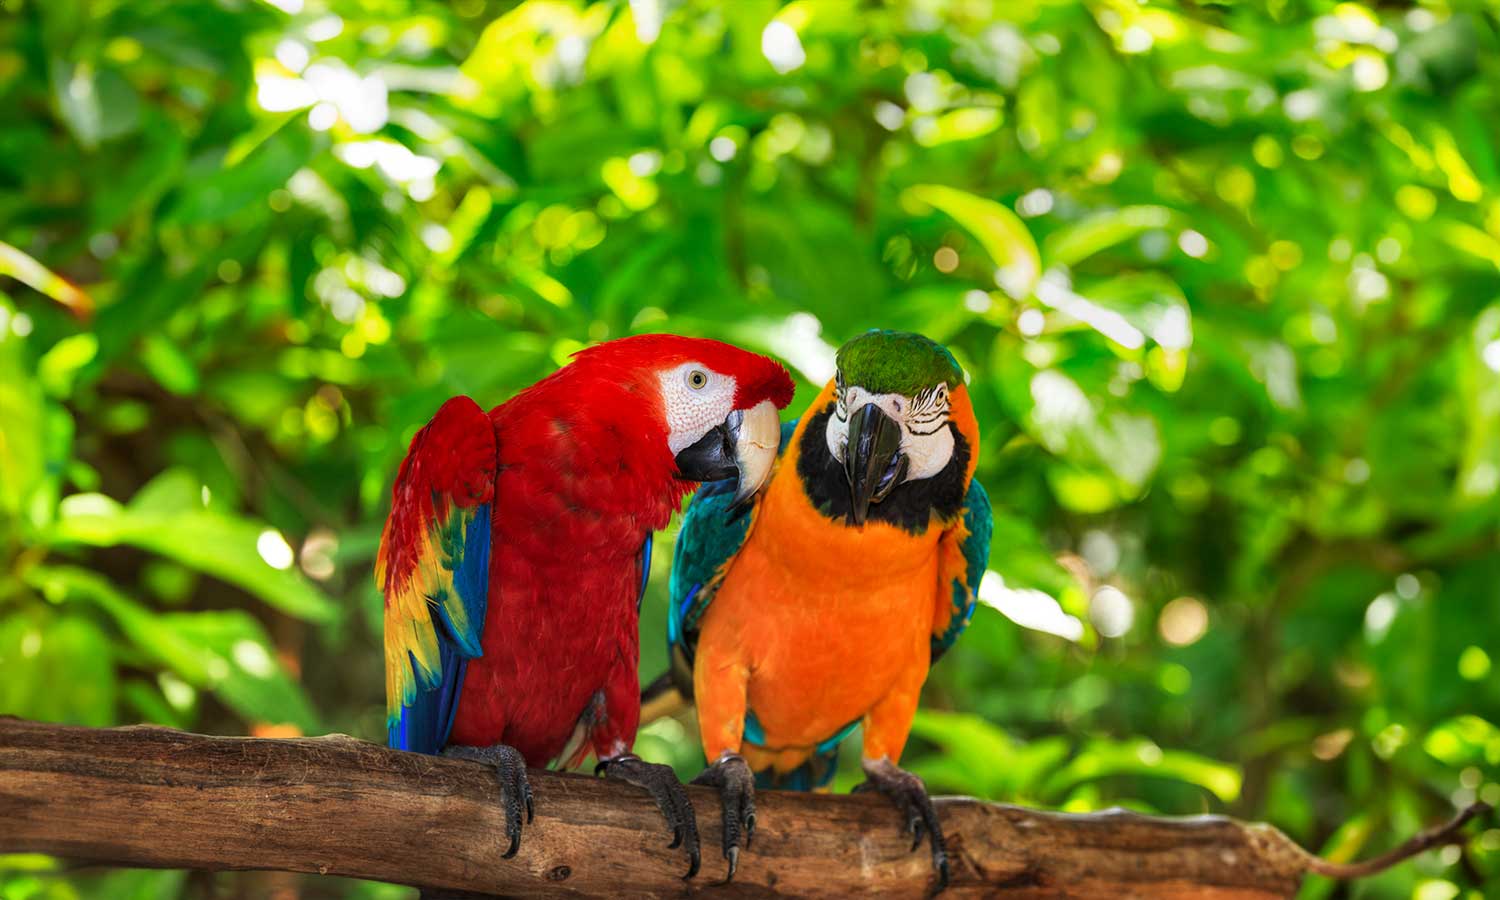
[854,758,950,892]
[442,744,534,858]
[595,753,702,878]
[690,752,756,881]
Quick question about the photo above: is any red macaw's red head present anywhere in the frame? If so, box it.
[571,334,795,501]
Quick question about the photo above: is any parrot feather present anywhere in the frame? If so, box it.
[666,420,797,672]
[932,479,991,661]
[376,396,497,754]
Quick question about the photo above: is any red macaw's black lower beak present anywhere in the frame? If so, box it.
[844,402,908,526]
[676,413,740,482]
[674,401,781,504]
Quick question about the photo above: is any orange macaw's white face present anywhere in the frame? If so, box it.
[825,379,958,484]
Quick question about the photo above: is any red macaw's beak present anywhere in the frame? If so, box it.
[844,402,908,526]
[673,400,781,503]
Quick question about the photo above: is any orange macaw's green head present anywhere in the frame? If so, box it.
[799,329,979,531]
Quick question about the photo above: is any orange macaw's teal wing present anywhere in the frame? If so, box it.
[377,396,497,754]
[932,479,991,661]
[666,419,796,676]
[668,419,857,790]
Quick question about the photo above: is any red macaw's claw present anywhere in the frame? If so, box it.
[598,754,702,877]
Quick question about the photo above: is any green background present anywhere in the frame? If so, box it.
[2,0,1498,897]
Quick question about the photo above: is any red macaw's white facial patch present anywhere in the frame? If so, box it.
[658,361,739,455]
[827,382,955,482]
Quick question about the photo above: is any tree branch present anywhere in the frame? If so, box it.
[0,719,1484,898]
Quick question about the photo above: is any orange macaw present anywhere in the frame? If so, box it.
[661,330,991,889]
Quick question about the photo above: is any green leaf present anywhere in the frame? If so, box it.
[0,611,116,726]
[1043,738,1242,804]
[908,710,1072,799]
[37,333,98,397]
[138,333,200,396]
[27,565,322,731]
[78,869,188,900]
[987,511,1081,600]
[1422,714,1500,766]
[0,319,72,530]
[164,127,314,225]
[161,610,321,730]
[50,59,140,150]
[50,471,338,623]
[916,108,1003,147]
[89,111,188,233]
[1440,221,1500,268]
[1043,206,1173,268]
[0,324,46,519]
[901,184,1040,299]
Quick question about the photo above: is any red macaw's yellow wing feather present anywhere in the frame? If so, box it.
[377,396,497,753]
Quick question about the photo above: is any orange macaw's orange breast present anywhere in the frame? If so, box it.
[700,399,943,764]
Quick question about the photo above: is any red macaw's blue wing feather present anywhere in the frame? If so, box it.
[377,396,497,755]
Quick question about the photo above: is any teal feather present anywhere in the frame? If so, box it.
[932,478,991,661]
[667,419,798,668]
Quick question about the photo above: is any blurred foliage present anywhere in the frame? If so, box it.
[1,0,1499,897]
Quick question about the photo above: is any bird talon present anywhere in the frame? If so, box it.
[443,744,533,862]
[599,754,702,878]
[859,758,950,893]
[692,753,757,882]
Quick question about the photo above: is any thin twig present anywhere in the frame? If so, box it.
[1300,801,1492,880]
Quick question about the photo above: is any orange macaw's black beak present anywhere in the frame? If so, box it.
[843,402,907,526]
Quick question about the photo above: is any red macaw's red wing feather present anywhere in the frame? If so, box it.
[377,396,497,753]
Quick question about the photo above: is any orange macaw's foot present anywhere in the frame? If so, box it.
[854,757,949,891]
[691,751,757,880]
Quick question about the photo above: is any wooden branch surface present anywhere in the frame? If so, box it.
[0,719,1326,898]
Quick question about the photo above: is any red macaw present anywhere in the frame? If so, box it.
[377,334,794,875]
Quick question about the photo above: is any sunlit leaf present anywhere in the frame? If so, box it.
[50,471,338,623]
[1043,738,1242,804]
[0,611,116,726]
[1043,206,1173,268]
[27,566,321,731]
[901,184,1041,299]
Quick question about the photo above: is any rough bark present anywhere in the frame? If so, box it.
[0,719,1477,898]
